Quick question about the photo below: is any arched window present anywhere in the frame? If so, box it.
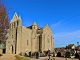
[47,35,49,43]
[12,24,13,29]
[12,35,13,39]
[14,22,15,28]
[17,21,19,26]
[27,40,28,45]
[34,26,35,29]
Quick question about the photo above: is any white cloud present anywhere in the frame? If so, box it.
[54,30,80,40]
[54,30,80,47]
[50,20,74,30]
[50,22,61,29]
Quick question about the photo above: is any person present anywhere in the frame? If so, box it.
[53,52,55,57]
[32,52,35,58]
[29,51,32,57]
[46,51,48,56]
[34,52,36,58]
[32,53,34,58]
[48,53,51,60]
[36,52,39,59]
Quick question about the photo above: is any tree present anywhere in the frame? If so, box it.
[0,0,9,44]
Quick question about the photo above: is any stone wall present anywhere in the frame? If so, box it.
[0,48,2,54]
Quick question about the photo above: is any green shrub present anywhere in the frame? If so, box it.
[40,53,45,57]
[53,58,55,60]
[15,55,29,60]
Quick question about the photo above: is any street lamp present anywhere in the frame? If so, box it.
[78,47,80,60]
[79,52,80,60]
[77,42,80,60]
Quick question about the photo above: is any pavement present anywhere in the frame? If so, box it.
[29,57,79,60]
[54,57,79,60]
[0,54,17,60]
[0,54,79,60]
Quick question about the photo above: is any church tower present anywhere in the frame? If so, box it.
[31,22,38,52]
[32,22,38,30]
[6,13,21,54]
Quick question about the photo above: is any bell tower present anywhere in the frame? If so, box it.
[6,13,22,54]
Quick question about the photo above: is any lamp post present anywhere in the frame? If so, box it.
[79,47,80,60]
[79,52,80,60]
[77,42,80,60]
[65,45,67,60]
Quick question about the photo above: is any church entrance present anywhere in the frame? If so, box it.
[10,45,13,54]
[2,49,6,54]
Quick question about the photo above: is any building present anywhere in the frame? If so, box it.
[6,13,54,54]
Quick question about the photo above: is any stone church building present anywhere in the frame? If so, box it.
[6,13,54,54]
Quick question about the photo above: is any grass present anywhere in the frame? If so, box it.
[15,55,55,60]
[15,55,29,60]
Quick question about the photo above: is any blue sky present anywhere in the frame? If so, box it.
[3,0,80,47]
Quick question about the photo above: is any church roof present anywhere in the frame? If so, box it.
[27,22,42,30]
[27,26,32,29]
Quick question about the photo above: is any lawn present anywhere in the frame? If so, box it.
[15,55,29,60]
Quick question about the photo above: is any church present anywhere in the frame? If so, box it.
[6,13,54,54]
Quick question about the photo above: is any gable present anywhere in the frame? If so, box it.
[43,25,52,34]
[10,13,21,23]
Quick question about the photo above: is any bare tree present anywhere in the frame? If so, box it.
[0,0,9,44]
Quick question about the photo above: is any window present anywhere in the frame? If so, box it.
[12,24,13,29]
[17,21,19,26]
[12,35,13,39]
[8,41,9,43]
[47,35,49,43]
[27,40,28,45]
[14,22,15,28]
[47,39,49,43]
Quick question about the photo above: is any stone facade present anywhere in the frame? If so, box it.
[0,48,2,54]
[6,13,54,54]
